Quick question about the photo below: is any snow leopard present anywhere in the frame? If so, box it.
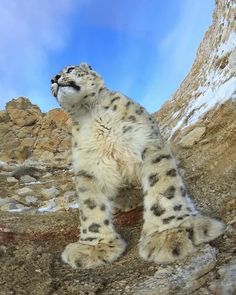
[51,63,225,269]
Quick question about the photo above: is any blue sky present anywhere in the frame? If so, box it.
[0,0,214,113]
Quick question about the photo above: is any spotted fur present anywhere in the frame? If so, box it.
[51,63,225,269]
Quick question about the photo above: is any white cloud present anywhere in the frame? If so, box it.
[0,0,85,109]
[159,0,214,73]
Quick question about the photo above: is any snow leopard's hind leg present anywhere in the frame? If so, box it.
[139,143,225,263]
[62,170,126,269]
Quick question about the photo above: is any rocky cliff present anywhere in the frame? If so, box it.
[156,0,236,139]
[0,97,71,165]
[156,0,236,219]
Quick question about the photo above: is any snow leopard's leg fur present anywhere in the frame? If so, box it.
[139,142,225,263]
[62,169,126,269]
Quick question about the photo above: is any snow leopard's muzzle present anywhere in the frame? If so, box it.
[51,74,81,98]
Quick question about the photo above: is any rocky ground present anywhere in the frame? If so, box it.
[0,155,235,294]
[0,216,235,295]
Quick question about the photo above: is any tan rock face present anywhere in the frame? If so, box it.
[0,97,71,165]
[179,126,206,148]
[33,109,72,164]
[6,97,42,127]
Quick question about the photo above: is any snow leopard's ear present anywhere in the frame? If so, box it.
[79,63,93,72]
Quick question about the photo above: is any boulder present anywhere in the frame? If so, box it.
[6,97,42,127]
[41,187,60,200]
[133,245,217,294]
[17,187,33,196]
[179,126,206,148]
[0,99,71,165]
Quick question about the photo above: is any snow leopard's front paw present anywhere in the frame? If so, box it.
[61,238,126,269]
[139,228,196,264]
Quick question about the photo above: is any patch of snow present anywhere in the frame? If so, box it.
[171,110,181,120]
[68,202,79,209]
[37,199,58,213]
[23,181,41,185]
[170,75,236,137]
[25,196,38,204]
[195,85,206,94]
[8,208,27,213]
[37,199,79,213]
[169,117,186,139]
[212,32,236,56]
[7,207,29,213]
[204,69,230,88]
[187,76,236,125]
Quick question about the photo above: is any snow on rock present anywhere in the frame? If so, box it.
[213,31,236,56]
[37,199,58,213]
[25,196,38,205]
[184,76,236,127]
[37,198,79,213]
[156,0,236,139]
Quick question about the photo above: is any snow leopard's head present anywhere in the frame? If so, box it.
[51,63,104,111]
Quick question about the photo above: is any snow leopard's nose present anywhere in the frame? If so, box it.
[51,74,61,84]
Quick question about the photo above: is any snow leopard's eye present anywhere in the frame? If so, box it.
[66,67,75,73]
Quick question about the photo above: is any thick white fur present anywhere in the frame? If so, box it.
[51,63,225,268]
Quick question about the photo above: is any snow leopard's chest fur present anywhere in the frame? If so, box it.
[71,93,162,185]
